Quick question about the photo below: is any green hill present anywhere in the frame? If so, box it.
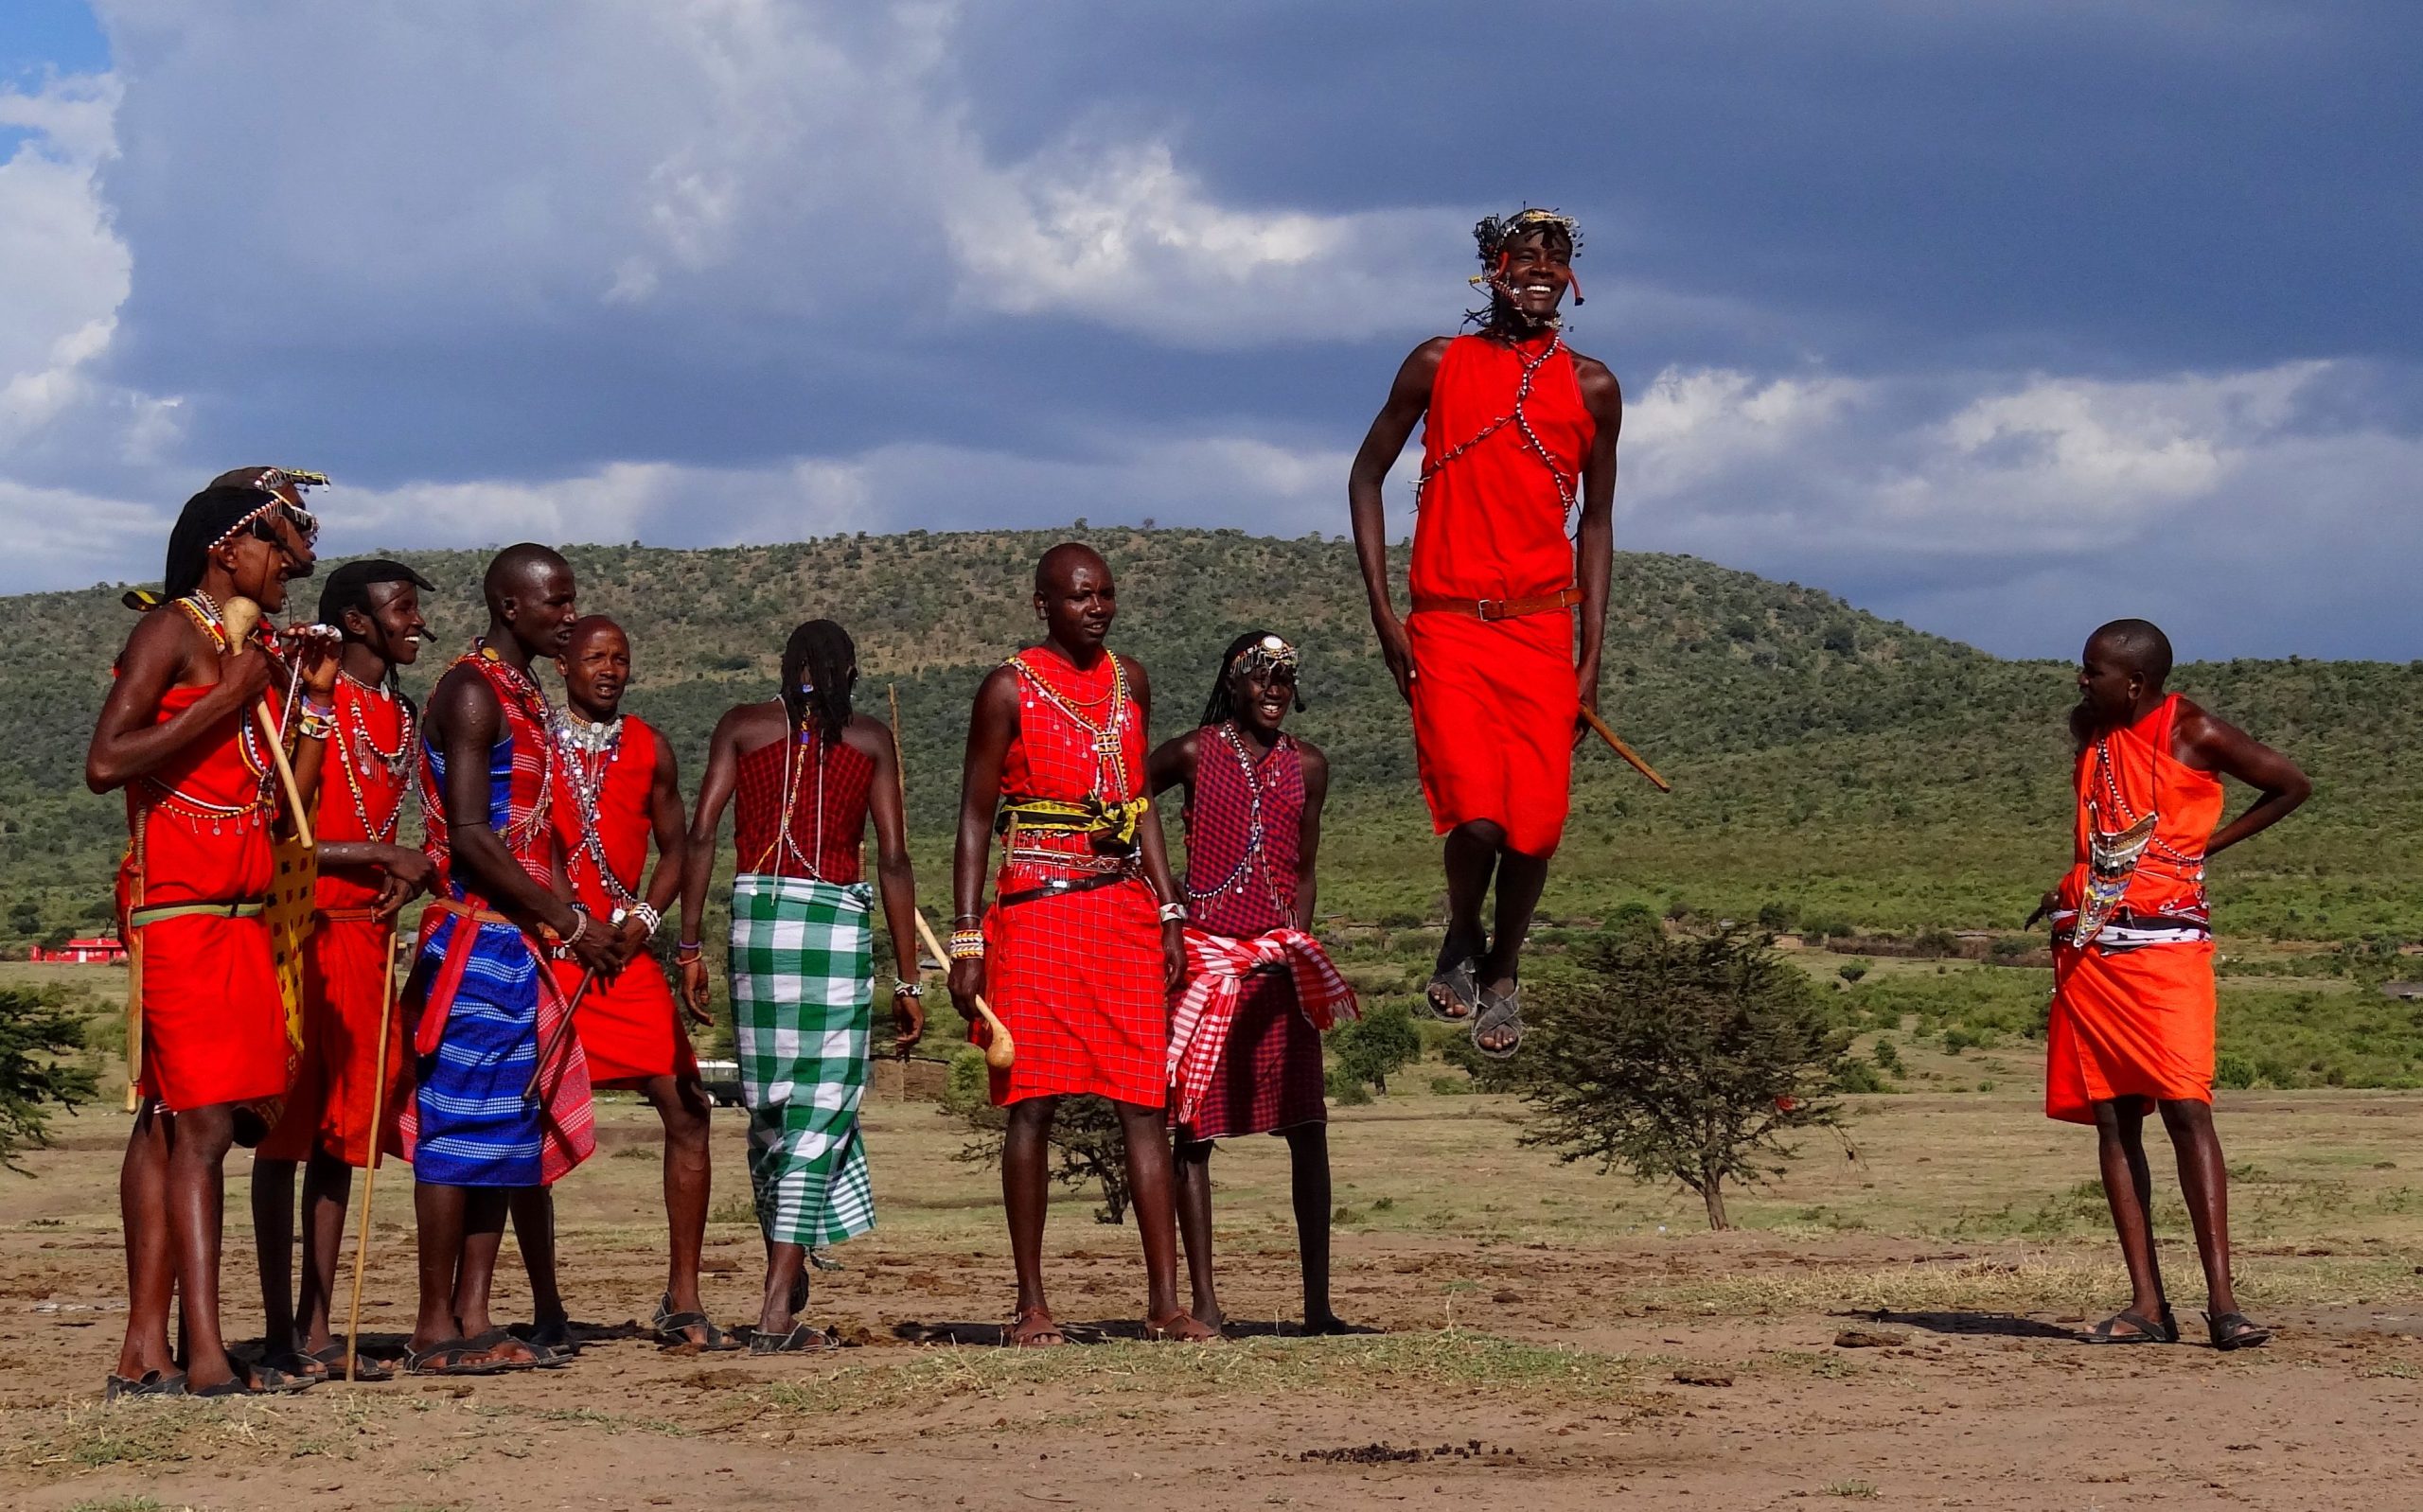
[5,527,2417,950]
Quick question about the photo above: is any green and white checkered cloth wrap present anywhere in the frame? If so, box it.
[728,873,875,1248]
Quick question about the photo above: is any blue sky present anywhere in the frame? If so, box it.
[1,1,2416,659]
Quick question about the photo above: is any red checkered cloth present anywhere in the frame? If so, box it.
[984,647,1165,1107]
[1166,926,1357,1129]
[732,729,874,883]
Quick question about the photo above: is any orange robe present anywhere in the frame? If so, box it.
[259,675,412,1166]
[2045,694,2226,1123]
[1406,331,1593,858]
[547,716,694,1088]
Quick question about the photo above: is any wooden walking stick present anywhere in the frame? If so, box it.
[1579,705,1672,794]
[218,596,317,849]
[888,685,1015,1070]
[343,925,399,1383]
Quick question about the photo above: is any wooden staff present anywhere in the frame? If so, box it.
[1580,705,1671,793]
[342,925,399,1383]
[524,965,599,1102]
[218,596,317,849]
[888,685,1015,1070]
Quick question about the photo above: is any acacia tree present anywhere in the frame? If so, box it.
[1509,931,1848,1230]
[0,988,96,1172]
[940,1047,1133,1223]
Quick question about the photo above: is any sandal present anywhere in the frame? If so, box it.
[103,1369,186,1401]
[516,1319,580,1366]
[1144,1311,1225,1344]
[1425,957,1479,1023]
[652,1293,744,1352]
[1473,980,1525,1059]
[309,1343,393,1383]
[2082,1307,2178,1345]
[1006,1307,1067,1348]
[262,1347,330,1382]
[749,1321,840,1355]
[2207,1311,2272,1351]
[240,1359,319,1393]
[403,1337,510,1378]
[464,1327,545,1371]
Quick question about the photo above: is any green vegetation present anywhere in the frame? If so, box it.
[941,1046,1133,1222]
[0,987,97,1169]
[1510,931,1851,1230]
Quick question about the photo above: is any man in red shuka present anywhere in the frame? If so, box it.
[88,474,339,1398]
[1348,208,1623,1059]
[253,558,436,1384]
[513,615,718,1354]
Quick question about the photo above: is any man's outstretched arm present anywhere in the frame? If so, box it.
[1347,338,1448,703]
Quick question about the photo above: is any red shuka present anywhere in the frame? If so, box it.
[2045,694,2228,1123]
[983,647,1166,1108]
[117,618,297,1114]
[260,674,413,1165]
[1406,331,1594,858]
[547,715,695,1088]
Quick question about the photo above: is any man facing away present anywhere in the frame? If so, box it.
[398,545,618,1375]
[88,475,336,1397]
[252,558,436,1382]
[2042,618,2309,1349]
[947,543,1217,1345]
[1347,207,1623,1058]
[512,614,719,1353]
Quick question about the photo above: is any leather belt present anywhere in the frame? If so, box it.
[1408,586,1582,621]
[129,899,264,926]
[998,870,1138,908]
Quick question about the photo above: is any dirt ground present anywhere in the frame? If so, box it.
[5,1073,2423,1510]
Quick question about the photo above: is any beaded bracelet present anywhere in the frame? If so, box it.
[948,928,985,960]
[1157,901,1187,923]
[672,942,703,965]
[562,908,590,946]
[628,901,662,938]
[893,980,925,998]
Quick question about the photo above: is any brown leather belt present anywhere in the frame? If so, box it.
[1408,586,1582,621]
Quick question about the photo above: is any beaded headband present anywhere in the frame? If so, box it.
[1230,633,1300,684]
[204,468,329,552]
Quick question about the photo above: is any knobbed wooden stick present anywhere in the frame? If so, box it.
[1580,705,1671,793]
[218,596,317,849]
[889,685,1015,1070]
[343,927,398,1383]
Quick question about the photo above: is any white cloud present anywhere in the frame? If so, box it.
[0,72,132,442]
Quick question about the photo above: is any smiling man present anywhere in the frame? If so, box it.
[1348,208,1624,1059]
[87,475,338,1397]
[2039,618,2309,1350]
[948,543,1214,1345]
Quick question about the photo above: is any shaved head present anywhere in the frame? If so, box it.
[566,613,626,653]
[1035,541,1108,595]
[2087,618,2173,688]
[484,542,571,611]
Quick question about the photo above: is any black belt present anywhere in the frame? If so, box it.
[997,870,1138,908]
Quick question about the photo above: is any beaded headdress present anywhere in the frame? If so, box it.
[1469,207,1584,319]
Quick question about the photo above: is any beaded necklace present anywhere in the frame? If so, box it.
[420,639,556,859]
[1413,330,1580,522]
[1010,651,1131,796]
[139,594,278,834]
[1183,722,1291,915]
[553,711,638,909]
[755,718,832,881]
[336,673,413,846]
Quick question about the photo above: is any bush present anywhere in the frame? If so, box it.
[2214,1051,2259,1091]
[1505,930,1850,1230]
[1329,999,1421,1097]
[1833,1059,1894,1094]
[1870,1038,1904,1073]
[1601,902,1664,947]
[0,987,96,1170]
[1837,961,1869,984]
[940,1046,1134,1223]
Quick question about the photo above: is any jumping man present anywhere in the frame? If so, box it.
[88,475,337,1397]
[948,544,1217,1345]
[399,545,616,1376]
[1347,208,1622,1057]
[253,558,436,1383]
[518,614,716,1354]
[2041,619,2309,1349]
[1148,632,1360,1336]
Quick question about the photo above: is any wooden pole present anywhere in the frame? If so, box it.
[218,596,317,849]
[1579,705,1672,793]
[342,927,398,1383]
[888,685,1015,1070]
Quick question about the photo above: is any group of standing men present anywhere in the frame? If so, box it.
[87,208,2312,1397]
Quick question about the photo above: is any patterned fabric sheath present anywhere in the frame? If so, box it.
[1171,724,1347,1140]
[728,874,875,1247]
[398,646,593,1187]
[1167,927,1358,1133]
[983,647,1167,1108]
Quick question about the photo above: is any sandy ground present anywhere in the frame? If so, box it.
[5,1075,2423,1510]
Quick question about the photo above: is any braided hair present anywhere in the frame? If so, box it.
[1466,207,1583,330]
[780,619,857,745]
[1199,629,1306,728]
[162,485,278,600]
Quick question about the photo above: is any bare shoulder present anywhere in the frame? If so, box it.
[841,712,892,759]
[974,663,1019,707]
[118,604,201,675]
[1116,652,1153,696]
[716,697,786,752]
[1567,349,1623,404]
[1291,734,1328,774]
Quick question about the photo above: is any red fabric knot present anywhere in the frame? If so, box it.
[1165,925,1357,1126]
